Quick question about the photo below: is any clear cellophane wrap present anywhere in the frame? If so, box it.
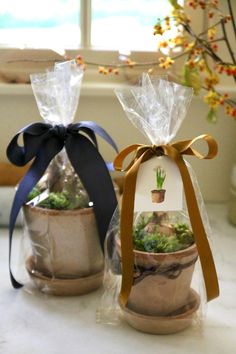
[16,60,104,295]
[97,74,219,334]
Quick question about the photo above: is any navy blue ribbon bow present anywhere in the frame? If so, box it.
[7,121,118,289]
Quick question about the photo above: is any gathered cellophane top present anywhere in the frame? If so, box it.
[28,60,89,208]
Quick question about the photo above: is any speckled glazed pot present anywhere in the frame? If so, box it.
[23,205,104,294]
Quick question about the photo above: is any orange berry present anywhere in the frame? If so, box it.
[199,1,206,9]
[211,44,218,51]
[224,15,231,23]
[98,66,105,74]
[219,98,225,105]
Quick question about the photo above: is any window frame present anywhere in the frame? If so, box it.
[0,0,207,86]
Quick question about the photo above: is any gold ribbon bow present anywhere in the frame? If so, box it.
[114,134,219,306]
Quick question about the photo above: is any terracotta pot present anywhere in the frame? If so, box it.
[26,256,104,296]
[128,244,198,316]
[120,288,200,334]
[116,239,198,316]
[151,189,166,203]
[23,205,104,280]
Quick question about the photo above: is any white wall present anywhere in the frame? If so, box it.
[0,84,235,202]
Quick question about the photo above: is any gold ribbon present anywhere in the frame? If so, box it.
[114,134,219,306]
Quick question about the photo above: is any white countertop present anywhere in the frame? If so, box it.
[0,204,235,354]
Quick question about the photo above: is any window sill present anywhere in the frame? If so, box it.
[0,81,128,97]
[0,82,235,98]
[1,49,235,99]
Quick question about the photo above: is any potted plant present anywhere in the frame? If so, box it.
[118,211,200,334]
[151,167,166,203]
[23,160,104,296]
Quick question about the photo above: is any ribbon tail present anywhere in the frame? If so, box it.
[163,146,219,301]
[178,158,219,301]
[66,135,118,251]
[74,126,98,149]
[9,139,63,288]
[118,150,152,306]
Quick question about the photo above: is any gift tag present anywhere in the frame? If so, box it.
[134,156,183,212]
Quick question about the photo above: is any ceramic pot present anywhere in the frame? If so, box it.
[116,240,198,316]
[23,205,104,280]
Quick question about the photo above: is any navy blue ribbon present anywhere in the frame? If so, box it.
[7,121,118,288]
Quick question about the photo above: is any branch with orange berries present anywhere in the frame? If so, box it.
[74,0,236,121]
[152,0,236,121]
[1,0,235,122]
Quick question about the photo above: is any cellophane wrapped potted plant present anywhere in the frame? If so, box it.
[97,74,219,334]
[7,60,118,296]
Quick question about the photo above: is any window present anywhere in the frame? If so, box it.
[0,0,180,52]
[0,0,191,86]
[91,0,174,51]
[0,0,80,50]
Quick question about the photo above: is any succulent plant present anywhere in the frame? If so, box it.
[133,212,194,253]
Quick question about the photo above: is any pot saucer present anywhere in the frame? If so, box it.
[119,289,200,334]
[26,256,104,296]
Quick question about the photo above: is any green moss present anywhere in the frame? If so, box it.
[26,189,88,210]
[27,187,41,201]
[133,216,194,253]
[38,192,70,210]
[173,223,195,247]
